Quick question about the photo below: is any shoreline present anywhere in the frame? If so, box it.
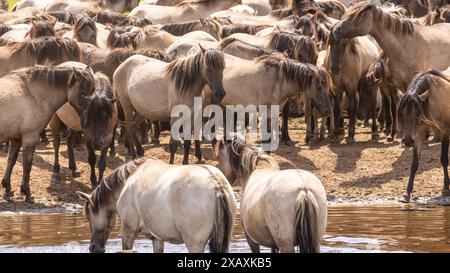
[2,195,450,215]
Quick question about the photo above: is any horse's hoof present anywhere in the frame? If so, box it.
[346,138,355,144]
[3,190,13,201]
[403,193,411,203]
[151,139,160,146]
[196,159,205,164]
[137,148,145,157]
[24,195,34,204]
[283,140,295,146]
[40,138,49,145]
[109,151,116,157]
[51,173,61,183]
[304,137,312,144]
[442,189,450,197]
[141,138,149,145]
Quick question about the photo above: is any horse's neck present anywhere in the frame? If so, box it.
[31,82,70,115]
[370,25,414,89]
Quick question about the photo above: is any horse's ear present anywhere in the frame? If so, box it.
[419,90,430,102]
[76,191,95,208]
[69,67,78,87]
[198,43,206,54]
[109,97,120,104]
[85,65,94,75]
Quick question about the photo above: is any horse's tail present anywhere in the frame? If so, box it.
[208,175,234,253]
[294,189,321,253]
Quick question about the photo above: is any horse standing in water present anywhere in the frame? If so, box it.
[397,67,450,202]
[0,65,96,202]
[214,134,327,253]
[77,157,237,253]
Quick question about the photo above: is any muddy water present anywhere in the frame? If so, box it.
[1,205,450,253]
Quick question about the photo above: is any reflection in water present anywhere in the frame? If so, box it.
[1,205,450,253]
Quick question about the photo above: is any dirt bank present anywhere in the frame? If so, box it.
[0,118,448,212]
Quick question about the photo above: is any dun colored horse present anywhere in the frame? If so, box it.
[397,67,450,202]
[214,134,327,252]
[0,65,96,202]
[77,157,237,253]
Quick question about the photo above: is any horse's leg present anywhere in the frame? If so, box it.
[39,129,48,145]
[245,233,260,253]
[132,114,145,156]
[281,103,292,144]
[441,136,450,196]
[347,93,357,144]
[182,139,191,165]
[332,91,343,142]
[67,130,80,178]
[371,108,379,140]
[169,137,179,164]
[1,139,21,199]
[152,239,165,253]
[97,147,108,185]
[390,89,398,140]
[151,121,161,145]
[319,117,326,141]
[20,140,37,203]
[50,116,62,183]
[404,143,422,202]
[381,88,392,136]
[313,111,320,142]
[109,125,117,157]
[271,248,279,253]
[87,143,98,188]
[121,99,137,158]
[140,119,149,145]
[279,245,295,253]
[305,98,313,143]
[121,226,139,251]
[194,140,204,164]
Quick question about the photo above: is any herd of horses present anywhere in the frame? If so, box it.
[0,0,449,253]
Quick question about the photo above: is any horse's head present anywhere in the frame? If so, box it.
[332,2,377,39]
[77,190,116,253]
[99,0,140,13]
[74,14,97,45]
[200,46,226,103]
[397,73,433,147]
[212,136,237,184]
[279,59,332,118]
[28,20,56,39]
[68,66,96,116]
[328,29,353,75]
[81,74,118,150]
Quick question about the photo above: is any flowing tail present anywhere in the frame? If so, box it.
[295,189,321,253]
[208,175,234,253]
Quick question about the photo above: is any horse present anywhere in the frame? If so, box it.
[324,32,380,143]
[160,18,223,41]
[44,0,140,14]
[423,6,450,25]
[113,46,226,163]
[0,19,56,45]
[129,0,241,24]
[0,36,81,78]
[0,65,96,202]
[50,64,118,187]
[213,134,327,252]
[397,67,450,202]
[204,54,332,149]
[63,14,110,48]
[107,25,217,51]
[332,1,450,91]
[77,157,237,253]
[85,10,152,27]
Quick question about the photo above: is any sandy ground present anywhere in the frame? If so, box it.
[0,118,448,212]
